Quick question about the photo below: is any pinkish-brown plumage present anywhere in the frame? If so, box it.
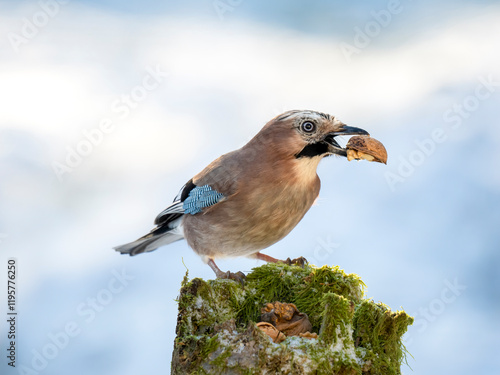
[114,110,369,279]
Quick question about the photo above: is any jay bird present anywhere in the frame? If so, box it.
[114,110,369,280]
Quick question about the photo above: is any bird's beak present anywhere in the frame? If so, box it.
[325,124,370,157]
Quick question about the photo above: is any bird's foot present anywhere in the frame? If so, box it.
[252,252,308,268]
[207,258,246,285]
[216,270,246,285]
[284,256,308,268]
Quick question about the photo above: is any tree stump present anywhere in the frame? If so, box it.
[171,263,413,374]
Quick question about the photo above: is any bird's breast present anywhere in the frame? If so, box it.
[183,158,321,258]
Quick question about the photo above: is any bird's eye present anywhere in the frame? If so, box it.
[301,121,316,133]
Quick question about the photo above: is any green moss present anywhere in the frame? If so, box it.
[201,335,220,359]
[237,263,310,324]
[353,300,414,374]
[236,263,365,331]
[319,293,355,344]
[208,346,232,369]
[171,263,413,375]
[294,265,365,331]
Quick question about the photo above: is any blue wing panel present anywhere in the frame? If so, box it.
[183,185,225,215]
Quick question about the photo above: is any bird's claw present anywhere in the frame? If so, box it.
[217,270,246,285]
[284,256,308,268]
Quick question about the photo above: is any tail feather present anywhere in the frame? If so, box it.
[114,217,184,256]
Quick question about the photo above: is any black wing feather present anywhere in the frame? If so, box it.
[154,179,197,226]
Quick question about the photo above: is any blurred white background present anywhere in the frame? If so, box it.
[1,0,499,374]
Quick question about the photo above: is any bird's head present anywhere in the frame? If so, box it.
[253,110,369,160]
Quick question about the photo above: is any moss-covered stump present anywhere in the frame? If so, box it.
[171,263,413,374]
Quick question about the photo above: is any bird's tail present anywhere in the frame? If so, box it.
[114,218,184,256]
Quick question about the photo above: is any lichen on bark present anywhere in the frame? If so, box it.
[171,263,413,374]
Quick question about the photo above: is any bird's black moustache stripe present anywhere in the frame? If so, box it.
[295,142,329,158]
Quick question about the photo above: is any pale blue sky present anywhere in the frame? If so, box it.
[1,1,499,374]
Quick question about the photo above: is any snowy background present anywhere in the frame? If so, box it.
[1,0,499,374]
